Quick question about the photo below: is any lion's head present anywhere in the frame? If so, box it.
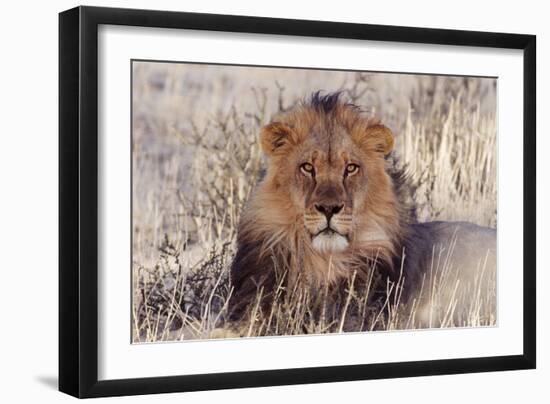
[230,92,412,316]
[260,92,402,257]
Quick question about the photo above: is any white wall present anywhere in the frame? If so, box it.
[0,0,545,402]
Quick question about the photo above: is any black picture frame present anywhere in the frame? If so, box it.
[59,5,536,398]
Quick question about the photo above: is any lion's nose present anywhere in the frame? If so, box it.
[315,203,344,223]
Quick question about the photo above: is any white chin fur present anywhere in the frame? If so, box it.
[312,233,349,253]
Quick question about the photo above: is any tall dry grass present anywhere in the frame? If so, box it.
[131,62,497,343]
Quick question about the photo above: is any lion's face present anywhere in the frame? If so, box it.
[259,97,395,255]
[294,131,367,253]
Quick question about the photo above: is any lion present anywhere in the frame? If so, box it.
[228,92,496,329]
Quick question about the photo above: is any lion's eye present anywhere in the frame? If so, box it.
[300,163,315,176]
[345,164,359,176]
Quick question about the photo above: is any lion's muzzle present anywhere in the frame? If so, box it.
[305,203,351,253]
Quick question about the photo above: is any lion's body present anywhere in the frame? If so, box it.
[228,92,496,325]
[396,221,496,300]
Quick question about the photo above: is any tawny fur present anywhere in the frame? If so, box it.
[229,92,412,318]
[229,92,496,323]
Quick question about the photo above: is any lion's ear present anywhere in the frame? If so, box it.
[260,122,297,157]
[354,124,394,156]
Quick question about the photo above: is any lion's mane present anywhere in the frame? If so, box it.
[228,93,436,319]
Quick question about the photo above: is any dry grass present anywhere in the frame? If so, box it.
[131,62,497,343]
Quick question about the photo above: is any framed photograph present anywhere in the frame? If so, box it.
[59,6,536,398]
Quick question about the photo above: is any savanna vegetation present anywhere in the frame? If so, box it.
[131,62,497,342]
